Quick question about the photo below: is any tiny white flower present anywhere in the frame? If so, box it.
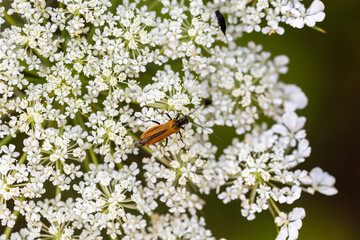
[305,0,326,27]
[275,207,306,240]
[272,112,306,147]
[308,167,338,195]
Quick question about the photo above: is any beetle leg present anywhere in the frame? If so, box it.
[175,114,180,121]
[165,112,172,120]
[155,108,172,120]
[165,138,168,147]
[178,131,185,144]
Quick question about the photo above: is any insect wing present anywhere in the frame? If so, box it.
[140,120,173,139]
[145,127,179,146]
[136,129,168,146]
[215,10,226,36]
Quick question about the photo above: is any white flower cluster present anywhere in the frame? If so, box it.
[213,0,325,36]
[0,0,335,239]
[210,112,337,222]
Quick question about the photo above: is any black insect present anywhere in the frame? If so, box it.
[203,98,212,106]
[215,10,226,37]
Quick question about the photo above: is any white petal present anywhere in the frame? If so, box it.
[305,13,325,27]
[275,212,287,226]
[284,102,298,112]
[286,85,308,110]
[276,227,289,240]
[291,18,305,29]
[295,116,306,131]
[288,223,300,240]
[307,0,325,15]
[274,55,289,66]
[318,186,338,196]
[279,195,287,204]
[320,172,336,185]
[277,27,285,35]
[291,219,303,230]
[299,175,312,185]
[298,139,311,157]
[272,124,289,136]
[289,207,306,221]
[282,112,298,131]
[309,167,323,184]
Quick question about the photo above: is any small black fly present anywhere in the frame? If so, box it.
[203,98,212,107]
[215,10,226,37]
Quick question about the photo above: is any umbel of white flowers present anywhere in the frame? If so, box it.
[0,0,336,239]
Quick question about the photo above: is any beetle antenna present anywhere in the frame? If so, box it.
[189,105,202,116]
[191,122,222,140]
[192,122,213,134]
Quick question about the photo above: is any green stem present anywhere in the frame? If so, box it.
[109,144,123,169]
[10,153,27,177]
[75,113,98,167]
[4,154,27,239]
[2,6,19,26]
[249,183,258,204]
[268,199,276,219]
[268,197,281,215]
[88,147,99,166]
[148,0,161,11]
[56,160,62,195]
[20,62,41,77]
[24,76,46,84]
[269,203,280,233]
[17,152,28,166]
[312,26,327,34]
[3,196,24,240]
[87,24,96,44]
[0,135,13,148]
[31,48,52,67]
[59,2,68,52]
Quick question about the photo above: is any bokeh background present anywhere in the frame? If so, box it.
[203,0,360,239]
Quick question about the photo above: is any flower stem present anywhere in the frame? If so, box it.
[10,153,27,177]
[73,115,90,171]
[88,147,99,166]
[148,0,161,11]
[267,198,280,233]
[268,197,281,215]
[59,2,68,52]
[24,76,46,84]
[2,6,19,26]
[3,196,25,239]
[249,183,258,203]
[5,153,27,238]
[75,113,98,166]
[268,200,276,219]
[17,152,28,166]
[30,48,53,67]
[0,134,12,148]
[20,62,41,77]
[56,160,61,195]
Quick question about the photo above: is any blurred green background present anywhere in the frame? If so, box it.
[204,0,360,239]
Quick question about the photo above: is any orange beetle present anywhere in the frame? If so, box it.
[135,113,189,147]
